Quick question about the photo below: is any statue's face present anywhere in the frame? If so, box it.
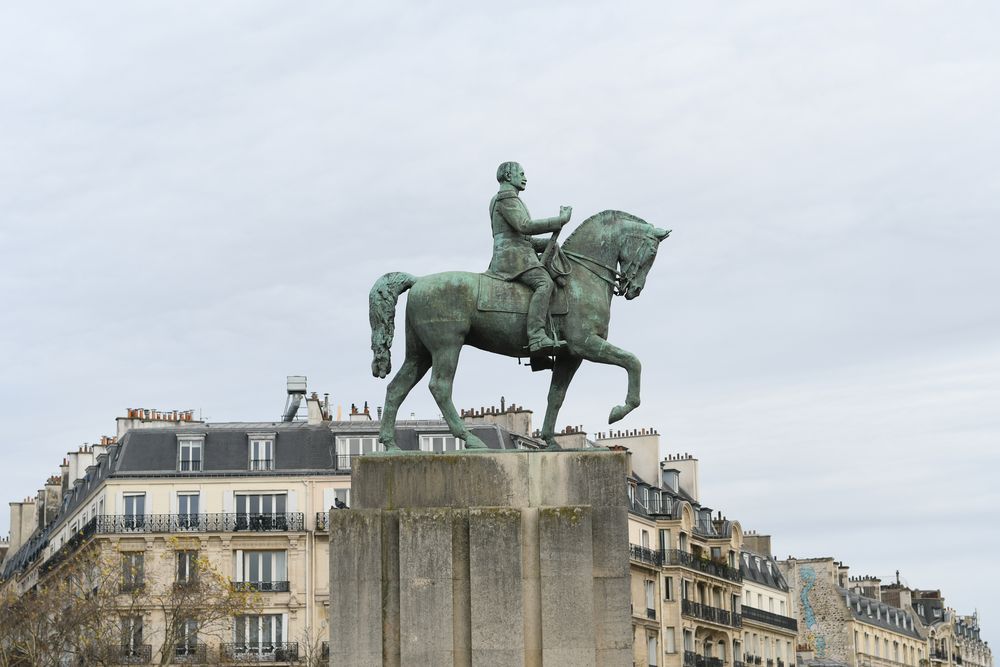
[509,164,527,191]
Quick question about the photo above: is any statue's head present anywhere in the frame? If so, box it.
[496,161,527,191]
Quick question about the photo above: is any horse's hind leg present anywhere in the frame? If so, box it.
[378,328,432,450]
[426,340,488,450]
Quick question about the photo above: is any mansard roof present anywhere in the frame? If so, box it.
[839,586,923,639]
[740,550,789,592]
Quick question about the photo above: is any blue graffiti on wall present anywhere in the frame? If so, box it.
[799,566,827,657]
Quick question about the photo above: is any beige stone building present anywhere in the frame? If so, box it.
[1,390,529,665]
[739,535,798,667]
[607,429,745,667]
[780,558,925,667]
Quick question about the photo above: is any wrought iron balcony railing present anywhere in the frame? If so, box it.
[315,512,329,531]
[96,513,305,534]
[249,458,274,471]
[682,599,742,628]
[741,605,799,631]
[629,544,662,566]
[174,644,209,664]
[321,641,330,659]
[220,642,300,663]
[231,580,290,593]
[662,549,743,582]
[646,607,657,620]
[107,644,152,664]
[685,650,698,667]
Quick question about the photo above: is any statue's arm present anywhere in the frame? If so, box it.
[498,199,566,235]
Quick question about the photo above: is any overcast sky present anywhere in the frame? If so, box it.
[2,1,998,636]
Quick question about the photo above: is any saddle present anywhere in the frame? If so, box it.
[476,274,569,315]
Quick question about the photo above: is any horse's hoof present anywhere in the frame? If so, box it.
[382,443,400,452]
[542,437,562,451]
[608,405,630,424]
[464,434,488,450]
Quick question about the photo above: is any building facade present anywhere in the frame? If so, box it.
[740,536,798,667]
[0,392,529,665]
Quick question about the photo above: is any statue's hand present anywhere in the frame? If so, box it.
[559,205,573,224]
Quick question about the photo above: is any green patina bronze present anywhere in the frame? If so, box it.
[369,162,670,451]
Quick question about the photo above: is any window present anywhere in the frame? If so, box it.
[249,436,274,471]
[746,590,752,605]
[645,580,656,615]
[711,546,722,561]
[659,528,671,551]
[234,614,284,654]
[684,630,694,652]
[121,616,144,657]
[234,550,288,592]
[122,552,144,591]
[419,434,464,452]
[123,493,145,530]
[665,627,676,654]
[176,619,199,658]
[732,594,741,613]
[664,576,673,601]
[176,551,198,584]
[235,493,287,531]
[335,436,381,469]
[178,437,203,472]
[769,597,774,612]
[177,493,200,529]
[641,530,650,549]
[682,579,691,601]
[648,635,658,667]
[780,600,786,615]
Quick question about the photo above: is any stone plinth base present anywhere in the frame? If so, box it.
[329,450,631,667]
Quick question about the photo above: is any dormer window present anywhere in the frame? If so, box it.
[248,433,275,471]
[178,435,204,472]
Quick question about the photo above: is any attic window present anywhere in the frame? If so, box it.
[177,435,205,472]
[248,433,275,471]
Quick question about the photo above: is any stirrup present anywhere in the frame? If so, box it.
[527,336,565,354]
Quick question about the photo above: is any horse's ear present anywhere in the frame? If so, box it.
[653,227,671,240]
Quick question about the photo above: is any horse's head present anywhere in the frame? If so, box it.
[617,223,670,300]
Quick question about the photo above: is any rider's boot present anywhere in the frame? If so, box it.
[526,293,564,354]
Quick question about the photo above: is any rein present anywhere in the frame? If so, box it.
[563,250,623,295]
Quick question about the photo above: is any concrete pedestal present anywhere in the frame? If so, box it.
[329,450,632,667]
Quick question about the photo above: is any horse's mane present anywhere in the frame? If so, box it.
[562,209,649,249]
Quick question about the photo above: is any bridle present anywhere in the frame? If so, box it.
[563,234,656,297]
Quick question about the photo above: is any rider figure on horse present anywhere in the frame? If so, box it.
[489,161,573,353]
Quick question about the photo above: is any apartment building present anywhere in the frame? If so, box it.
[610,429,745,667]
[0,388,530,665]
[779,558,925,667]
[739,535,798,667]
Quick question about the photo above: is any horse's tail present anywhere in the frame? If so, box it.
[369,271,417,378]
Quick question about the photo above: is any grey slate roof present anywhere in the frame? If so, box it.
[839,586,923,639]
[741,550,789,592]
[2,419,534,581]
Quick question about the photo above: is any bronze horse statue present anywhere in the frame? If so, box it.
[369,210,670,450]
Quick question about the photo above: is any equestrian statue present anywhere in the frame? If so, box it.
[369,161,670,451]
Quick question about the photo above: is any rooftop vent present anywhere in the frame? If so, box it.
[282,376,307,422]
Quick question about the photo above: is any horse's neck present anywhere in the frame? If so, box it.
[564,222,619,268]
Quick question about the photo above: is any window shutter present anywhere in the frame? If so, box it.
[286,490,297,512]
[170,490,177,514]
[116,491,124,515]
[234,550,243,581]
[223,491,234,514]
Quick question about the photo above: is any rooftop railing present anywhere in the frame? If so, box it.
[682,599,742,628]
[741,605,799,631]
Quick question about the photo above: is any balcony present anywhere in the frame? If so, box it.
[629,493,674,518]
[321,642,329,659]
[174,645,209,664]
[220,642,300,663]
[647,608,657,620]
[106,644,152,664]
[735,661,746,667]
[662,549,743,582]
[315,512,329,531]
[741,605,798,632]
[682,599,742,628]
[685,651,698,667]
[231,580,291,593]
[95,513,305,534]
[249,458,274,471]
[629,544,663,566]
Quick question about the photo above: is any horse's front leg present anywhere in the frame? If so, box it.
[571,334,642,424]
[540,355,583,449]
